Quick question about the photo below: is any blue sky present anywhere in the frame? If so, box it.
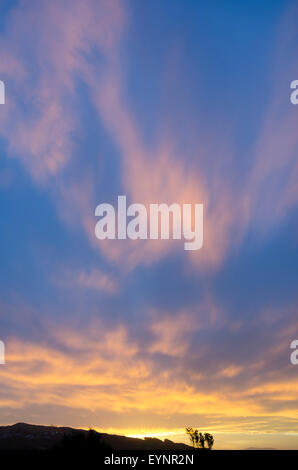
[0,0,297,449]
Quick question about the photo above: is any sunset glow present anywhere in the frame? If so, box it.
[0,0,297,451]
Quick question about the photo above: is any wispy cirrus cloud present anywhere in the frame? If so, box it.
[0,0,125,181]
[54,267,118,294]
[1,0,297,272]
[0,0,297,448]
[0,0,248,271]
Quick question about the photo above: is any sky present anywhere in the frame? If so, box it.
[0,0,298,450]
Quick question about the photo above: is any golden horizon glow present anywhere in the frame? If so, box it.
[0,0,298,453]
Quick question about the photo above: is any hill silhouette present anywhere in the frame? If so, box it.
[0,423,294,466]
[0,422,191,451]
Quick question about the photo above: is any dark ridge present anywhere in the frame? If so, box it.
[0,422,191,451]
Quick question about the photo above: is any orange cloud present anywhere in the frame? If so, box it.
[0,310,297,434]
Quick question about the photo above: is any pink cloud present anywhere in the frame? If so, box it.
[0,0,297,274]
[55,267,118,294]
[0,0,125,182]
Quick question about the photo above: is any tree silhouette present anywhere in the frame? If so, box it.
[204,432,214,450]
[185,427,214,450]
[198,432,205,449]
[185,427,198,448]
